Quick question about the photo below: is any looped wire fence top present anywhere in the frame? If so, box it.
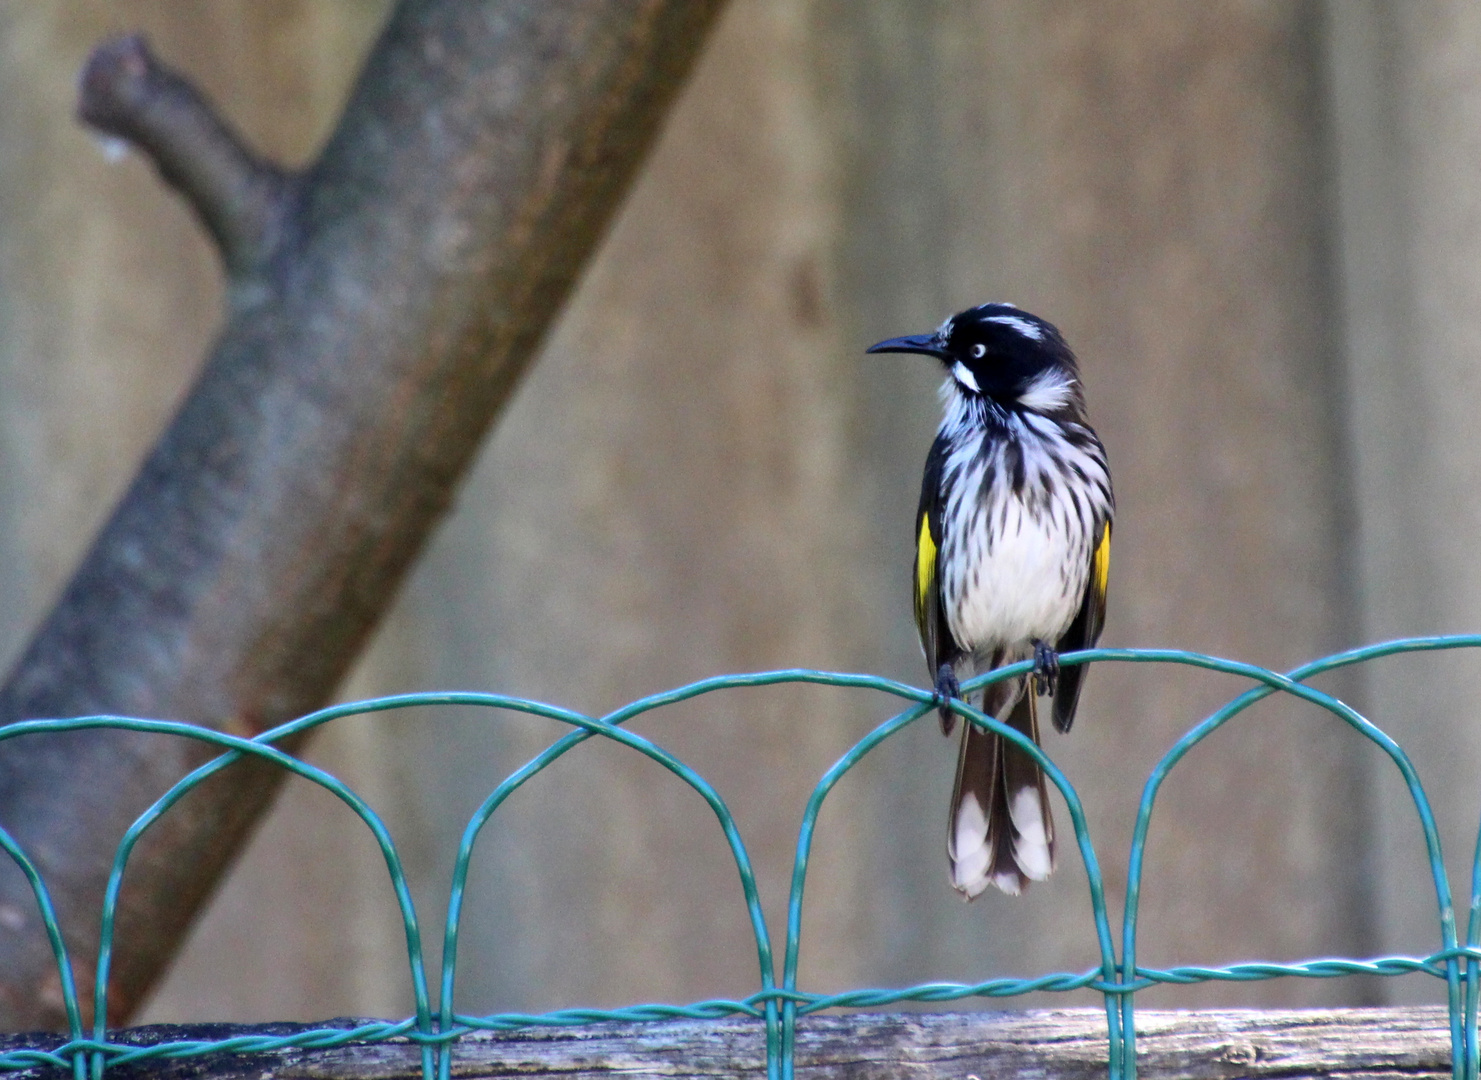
[2,635,1481,1080]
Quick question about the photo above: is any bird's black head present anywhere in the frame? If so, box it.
[867,303,1081,413]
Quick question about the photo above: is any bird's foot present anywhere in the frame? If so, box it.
[934,663,961,734]
[1032,639,1059,698]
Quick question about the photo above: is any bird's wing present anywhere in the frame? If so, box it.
[1051,518,1110,734]
[915,436,957,691]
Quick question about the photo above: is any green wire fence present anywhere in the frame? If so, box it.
[1,635,1479,1080]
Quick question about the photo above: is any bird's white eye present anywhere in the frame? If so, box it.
[969,343,987,359]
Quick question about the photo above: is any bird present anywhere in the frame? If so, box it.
[868,303,1112,898]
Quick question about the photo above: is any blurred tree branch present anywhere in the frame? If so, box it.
[78,35,297,278]
[0,0,726,1030]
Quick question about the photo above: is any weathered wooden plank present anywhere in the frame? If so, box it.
[0,1007,1454,1079]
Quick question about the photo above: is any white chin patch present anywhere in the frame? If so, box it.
[951,361,981,393]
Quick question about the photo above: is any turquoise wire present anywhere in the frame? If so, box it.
[0,822,84,1080]
[0,716,434,1080]
[0,637,1478,1077]
[773,665,1122,1080]
[1097,644,1466,1080]
[429,697,775,1080]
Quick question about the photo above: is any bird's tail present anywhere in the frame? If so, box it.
[947,681,1055,897]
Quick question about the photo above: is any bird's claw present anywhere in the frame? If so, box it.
[934,663,960,734]
[1032,639,1059,698]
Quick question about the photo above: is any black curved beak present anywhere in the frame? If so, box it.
[865,332,948,359]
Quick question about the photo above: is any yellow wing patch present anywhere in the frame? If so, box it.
[915,512,937,623]
[1093,522,1111,601]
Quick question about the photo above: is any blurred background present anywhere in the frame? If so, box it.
[0,0,1479,1023]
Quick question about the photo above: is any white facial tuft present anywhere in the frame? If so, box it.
[951,361,981,394]
[986,314,1045,342]
[1016,366,1075,412]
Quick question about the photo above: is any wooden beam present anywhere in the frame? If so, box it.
[0,1007,1453,1079]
